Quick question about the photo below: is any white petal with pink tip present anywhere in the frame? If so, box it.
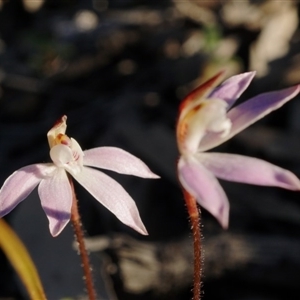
[199,85,300,151]
[38,167,72,237]
[72,166,148,235]
[83,147,159,178]
[0,164,53,218]
[209,71,256,109]
[178,156,229,228]
[196,153,300,190]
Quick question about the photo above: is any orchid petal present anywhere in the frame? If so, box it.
[0,164,52,218]
[38,168,72,237]
[50,144,73,166]
[70,138,84,167]
[199,85,300,151]
[178,156,229,228]
[196,153,300,190]
[83,147,159,178]
[209,71,256,109]
[72,166,148,235]
[50,142,84,176]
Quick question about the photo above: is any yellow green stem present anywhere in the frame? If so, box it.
[0,219,47,300]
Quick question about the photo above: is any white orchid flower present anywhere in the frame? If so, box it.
[0,116,159,236]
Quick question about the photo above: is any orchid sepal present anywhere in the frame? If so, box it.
[178,155,229,228]
[199,84,300,151]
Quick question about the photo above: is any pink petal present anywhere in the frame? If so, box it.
[178,156,229,228]
[209,71,256,109]
[199,85,300,151]
[0,164,51,218]
[71,166,148,235]
[38,168,72,237]
[83,147,159,178]
[196,152,300,190]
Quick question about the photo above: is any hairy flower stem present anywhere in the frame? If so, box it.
[69,177,97,300]
[183,189,202,300]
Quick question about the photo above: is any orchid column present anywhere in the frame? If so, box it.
[176,71,300,300]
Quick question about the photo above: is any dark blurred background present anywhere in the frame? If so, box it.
[1,0,300,299]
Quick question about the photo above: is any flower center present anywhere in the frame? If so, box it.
[50,135,84,175]
[54,133,72,147]
[204,100,232,137]
[177,99,232,154]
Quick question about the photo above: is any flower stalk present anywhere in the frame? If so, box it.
[183,189,202,300]
[69,176,97,300]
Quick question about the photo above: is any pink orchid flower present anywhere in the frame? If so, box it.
[0,116,159,237]
[177,71,300,228]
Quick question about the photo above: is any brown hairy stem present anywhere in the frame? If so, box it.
[69,177,97,300]
[183,189,202,300]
